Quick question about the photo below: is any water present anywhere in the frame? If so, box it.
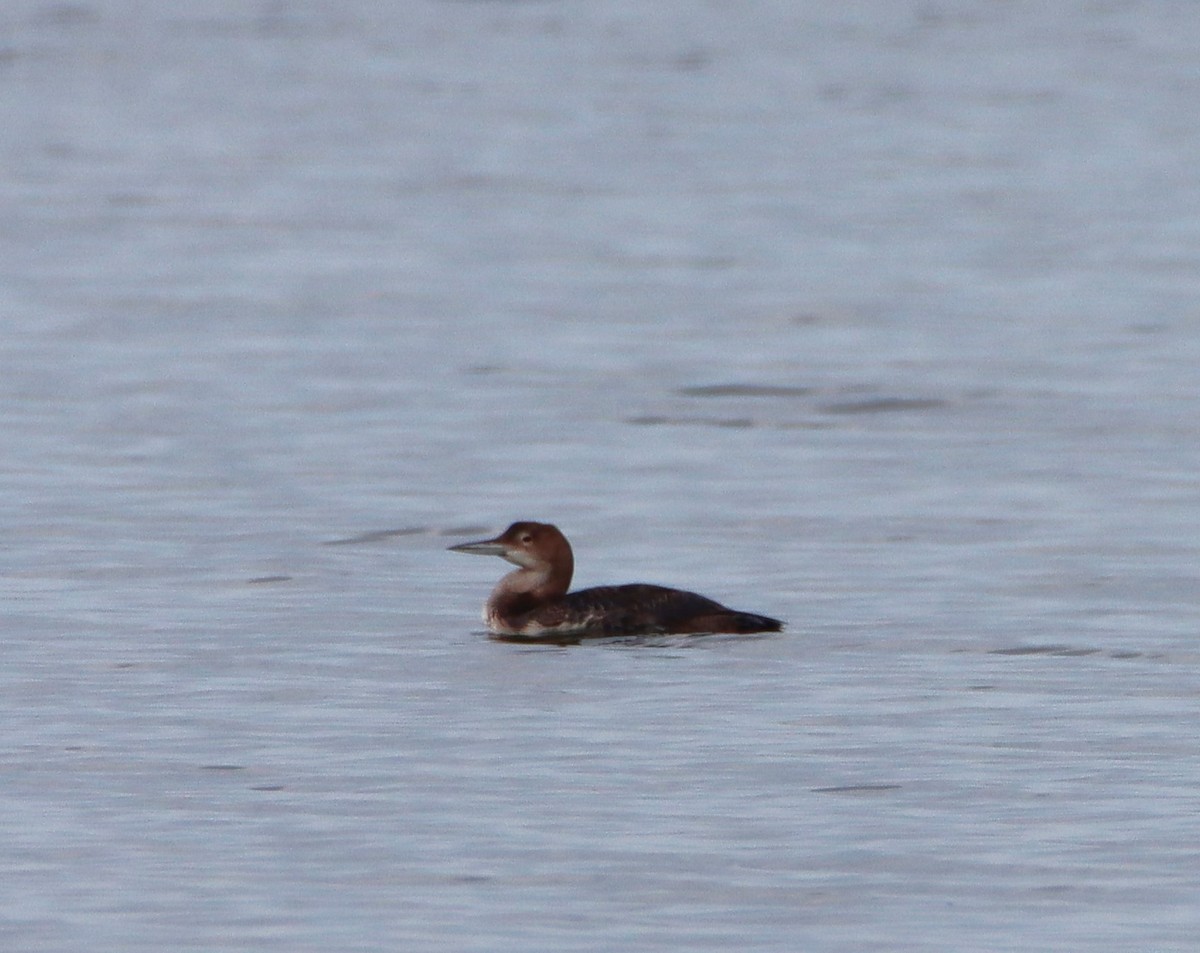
[2,2,1199,950]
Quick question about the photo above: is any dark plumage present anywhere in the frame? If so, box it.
[449,521,783,638]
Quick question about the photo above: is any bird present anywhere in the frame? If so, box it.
[449,521,783,638]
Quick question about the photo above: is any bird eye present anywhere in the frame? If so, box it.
[519,534,532,544]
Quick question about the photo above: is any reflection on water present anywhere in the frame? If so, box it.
[487,630,784,648]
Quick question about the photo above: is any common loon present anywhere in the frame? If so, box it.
[448,521,783,638]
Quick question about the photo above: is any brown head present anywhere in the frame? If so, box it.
[448,521,575,597]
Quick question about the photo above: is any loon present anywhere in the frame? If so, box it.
[448,521,783,638]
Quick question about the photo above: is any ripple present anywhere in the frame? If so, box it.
[676,384,814,398]
[625,415,755,428]
[325,525,492,546]
[820,397,948,415]
[990,644,1097,657]
[812,784,903,795]
[324,527,428,546]
[989,644,1152,660]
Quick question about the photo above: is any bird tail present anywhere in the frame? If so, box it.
[729,612,783,633]
[678,611,784,634]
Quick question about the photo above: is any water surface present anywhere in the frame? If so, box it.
[2,2,1198,951]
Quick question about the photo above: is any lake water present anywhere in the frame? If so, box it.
[2,1,1198,950]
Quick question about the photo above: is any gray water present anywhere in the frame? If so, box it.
[2,2,1199,950]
